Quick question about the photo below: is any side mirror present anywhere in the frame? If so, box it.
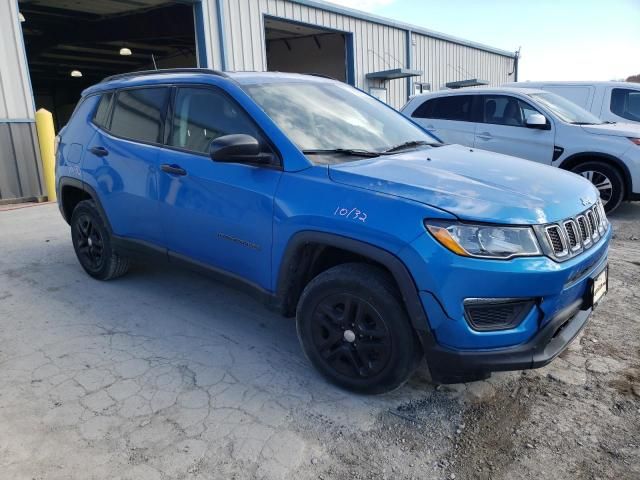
[209,134,272,164]
[525,113,549,130]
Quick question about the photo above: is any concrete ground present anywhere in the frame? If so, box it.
[1,202,639,480]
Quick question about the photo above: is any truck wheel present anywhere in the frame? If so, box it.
[296,263,421,394]
[571,161,625,213]
[70,200,130,280]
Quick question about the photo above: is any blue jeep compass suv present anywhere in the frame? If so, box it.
[56,69,610,394]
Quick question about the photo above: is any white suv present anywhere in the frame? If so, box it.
[504,81,640,125]
[402,88,640,212]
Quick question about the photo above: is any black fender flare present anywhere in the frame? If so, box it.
[558,152,632,198]
[57,176,112,232]
[275,231,433,339]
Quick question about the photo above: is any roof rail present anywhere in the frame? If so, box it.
[307,73,339,81]
[100,68,228,83]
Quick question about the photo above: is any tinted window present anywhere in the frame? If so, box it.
[611,88,640,122]
[481,95,540,127]
[110,88,169,144]
[170,87,262,154]
[413,96,472,121]
[93,92,113,128]
[411,98,434,118]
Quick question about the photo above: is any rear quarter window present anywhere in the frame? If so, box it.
[92,92,114,129]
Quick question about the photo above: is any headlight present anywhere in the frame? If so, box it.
[425,220,542,259]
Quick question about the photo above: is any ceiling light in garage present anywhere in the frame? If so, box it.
[18,12,25,22]
[70,70,83,78]
[119,47,132,56]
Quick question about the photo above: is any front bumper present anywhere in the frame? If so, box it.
[400,225,611,383]
[420,294,592,383]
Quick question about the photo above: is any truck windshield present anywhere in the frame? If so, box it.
[243,81,439,162]
[528,92,604,125]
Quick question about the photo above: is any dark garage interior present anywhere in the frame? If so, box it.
[265,17,348,83]
[19,0,198,130]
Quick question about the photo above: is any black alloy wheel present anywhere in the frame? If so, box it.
[74,213,105,272]
[70,200,130,280]
[296,263,421,394]
[311,293,392,379]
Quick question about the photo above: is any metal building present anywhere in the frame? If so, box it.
[0,0,517,203]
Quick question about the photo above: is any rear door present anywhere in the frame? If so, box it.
[409,95,477,146]
[84,86,169,245]
[157,85,282,290]
[474,94,555,164]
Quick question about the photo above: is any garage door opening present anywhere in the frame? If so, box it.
[265,17,352,84]
[19,0,199,130]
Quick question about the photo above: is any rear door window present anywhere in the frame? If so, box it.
[412,95,473,122]
[610,88,640,122]
[109,87,170,144]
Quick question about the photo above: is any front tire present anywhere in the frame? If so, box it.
[571,161,625,213]
[70,200,130,280]
[296,263,421,394]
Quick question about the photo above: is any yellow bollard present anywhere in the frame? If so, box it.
[35,108,57,202]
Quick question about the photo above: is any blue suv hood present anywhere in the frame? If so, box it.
[328,144,598,225]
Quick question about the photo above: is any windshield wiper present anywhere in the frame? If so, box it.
[302,148,382,158]
[383,140,434,153]
[569,121,600,125]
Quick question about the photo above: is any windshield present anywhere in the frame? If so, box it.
[528,92,603,125]
[243,81,439,161]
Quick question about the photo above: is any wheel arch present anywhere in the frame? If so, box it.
[58,177,112,231]
[275,231,432,339]
[558,152,632,200]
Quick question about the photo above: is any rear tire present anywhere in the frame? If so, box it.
[571,161,625,213]
[70,200,130,280]
[296,263,421,394]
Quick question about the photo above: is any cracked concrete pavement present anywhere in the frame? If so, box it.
[1,202,639,480]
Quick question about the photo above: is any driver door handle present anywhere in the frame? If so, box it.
[476,132,493,140]
[160,164,187,176]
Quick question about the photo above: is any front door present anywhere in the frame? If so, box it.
[158,86,282,291]
[474,94,555,164]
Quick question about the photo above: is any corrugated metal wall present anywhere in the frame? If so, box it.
[216,0,409,108]
[0,122,44,201]
[0,0,34,121]
[412,33,514,91]
[0,0,44,202]
[208,0,515,108]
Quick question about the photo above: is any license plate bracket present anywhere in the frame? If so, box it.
[592,267,608,308]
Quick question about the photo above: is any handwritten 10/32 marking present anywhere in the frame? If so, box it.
[334,206,367,222]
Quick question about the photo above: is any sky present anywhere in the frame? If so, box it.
[326,0,640,81]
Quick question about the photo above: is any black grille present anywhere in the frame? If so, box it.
[546,226,565,254]
[464,300,535,331]
[592,207,600,230]
[576,216,590,242]
[544,203,607,261]
[564,221,578,249]
[586,210,597,235]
